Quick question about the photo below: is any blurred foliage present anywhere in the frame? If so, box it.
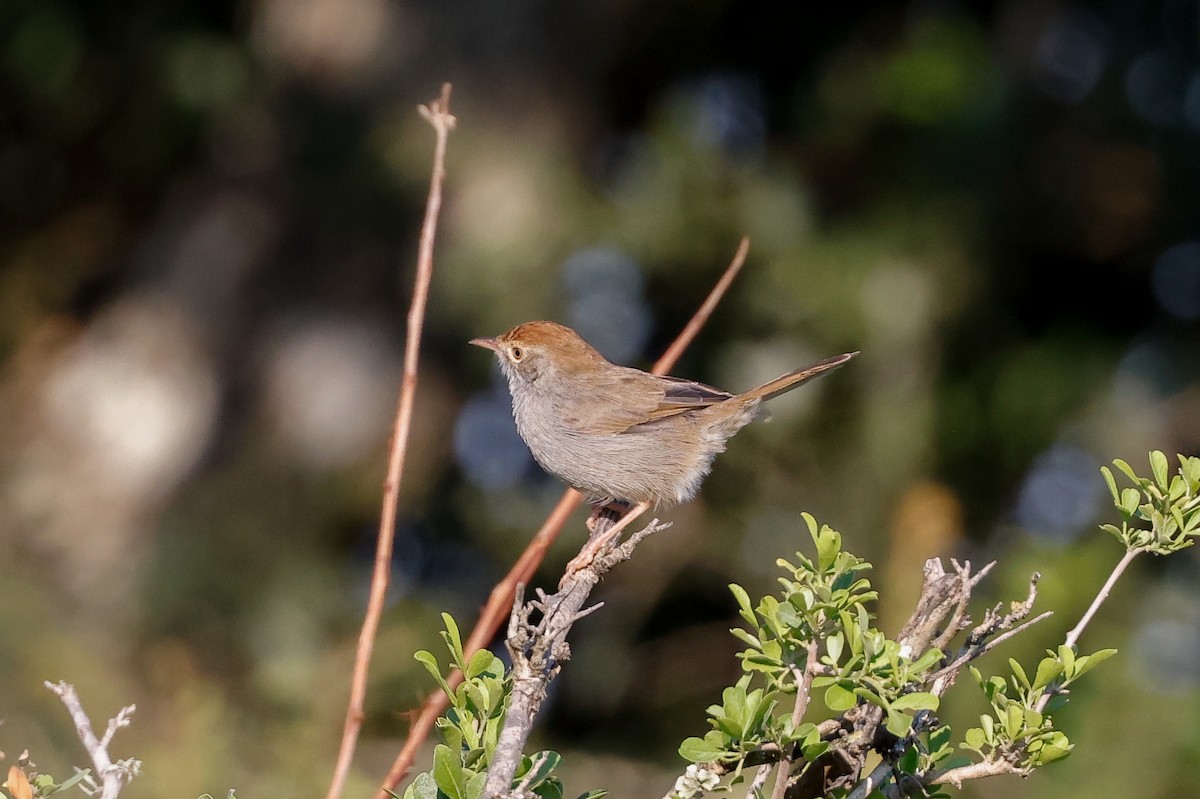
[1,1,1198,798]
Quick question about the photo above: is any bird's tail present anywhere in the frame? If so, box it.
[735,351,858,403]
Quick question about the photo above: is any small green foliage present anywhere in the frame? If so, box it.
[413,614,509,767]
[679,515,946,788]
[1100,452,1200,555]
[35,769,94,797]
[405,614,588,799]
[959,643,1115,771]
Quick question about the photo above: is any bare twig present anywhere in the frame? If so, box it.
[652,236,750,373]
[844,762,889,799]
[379,239,752,797]
[44,682,140,799]
[747,765,772,798]
[482,516,671,798]
[928,757,1024,786]
[770,648,818,799]
[929,572,1045,695]
[326,83,456,799]
[930,611,1053,694]
[1033,546,1141,714]
[1063,547,1139,651]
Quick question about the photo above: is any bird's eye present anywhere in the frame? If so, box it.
[510,346,524,362]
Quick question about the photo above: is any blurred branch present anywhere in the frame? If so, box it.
[326,82,456,799]
[44,681,140,799]
[377,236,752,798]
[652,236,750,373]
[483,514,671,798]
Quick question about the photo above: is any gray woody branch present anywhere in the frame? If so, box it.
[840,560,1043,799]
[45,681,141,799]
[482,515,671,799]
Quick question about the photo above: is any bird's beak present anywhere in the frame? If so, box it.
[469,336,500,351]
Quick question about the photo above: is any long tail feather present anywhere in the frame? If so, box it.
[737,351,858,403]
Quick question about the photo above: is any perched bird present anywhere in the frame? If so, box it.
[471,321,856,508]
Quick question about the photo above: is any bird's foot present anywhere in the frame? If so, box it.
[564,501,647,583]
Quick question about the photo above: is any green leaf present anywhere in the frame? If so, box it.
[43,770,93,796]
[465,648,498,680]
[1057,645,1076,678]
[980,714,994,743]
[825,633,844,665]
[928,725,954,761]
[679,736,730,763]
[1029,731,1073,765]
[441,613,466,670]
[801,739,829,761]
[730,583,755,621]
[885,709,914,737]
[731,627,762,649]
[406,772,439,799]
[1150,450,1170,490]
[1073,648,1118,678]
[825,682,857,711]
[433,744,467,799]
[722,685,748,730]
[442,725,464,755]
[1008,658,1030,691]
[815,526,841,572]
[464,771,487,799]
[1101,466,1119,503]
[415,651,452,697]
[1004,705,1025,740]
[891,692,939,712]
[963,727,986,751]
[908,648,943,674]
[1120,488,1141,517]
[801,512,819,542]
[522,751,562,787]
[853,685,884,708]
[534,778,563,799]
[1112,458,1139,485]
[1032,657,1063,692]
[574,792,609,799]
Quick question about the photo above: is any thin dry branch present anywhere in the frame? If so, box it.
[770,650,818,799]
[326,82,456,799]
[483,514,672,798]
[45,681,140,799]
[1033,545,1140,715]
[378,237,752,798]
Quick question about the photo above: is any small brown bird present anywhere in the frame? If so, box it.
[471,321,856,509]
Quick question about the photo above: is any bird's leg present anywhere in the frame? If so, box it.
[585,499,630,535]
[566,500,650,577]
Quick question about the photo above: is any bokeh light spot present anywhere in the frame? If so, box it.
[562,246,651,364]
[1151,241,1200,320]
[1125,49,1183,126]
[454,393,532,490]
[1016,445,1104,544]
[1030,13,1105,103]
[669,74,766,159]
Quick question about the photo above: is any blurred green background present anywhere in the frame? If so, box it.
[2,0,1199,797]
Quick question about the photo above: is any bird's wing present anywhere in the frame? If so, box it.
[562,368,732,435]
